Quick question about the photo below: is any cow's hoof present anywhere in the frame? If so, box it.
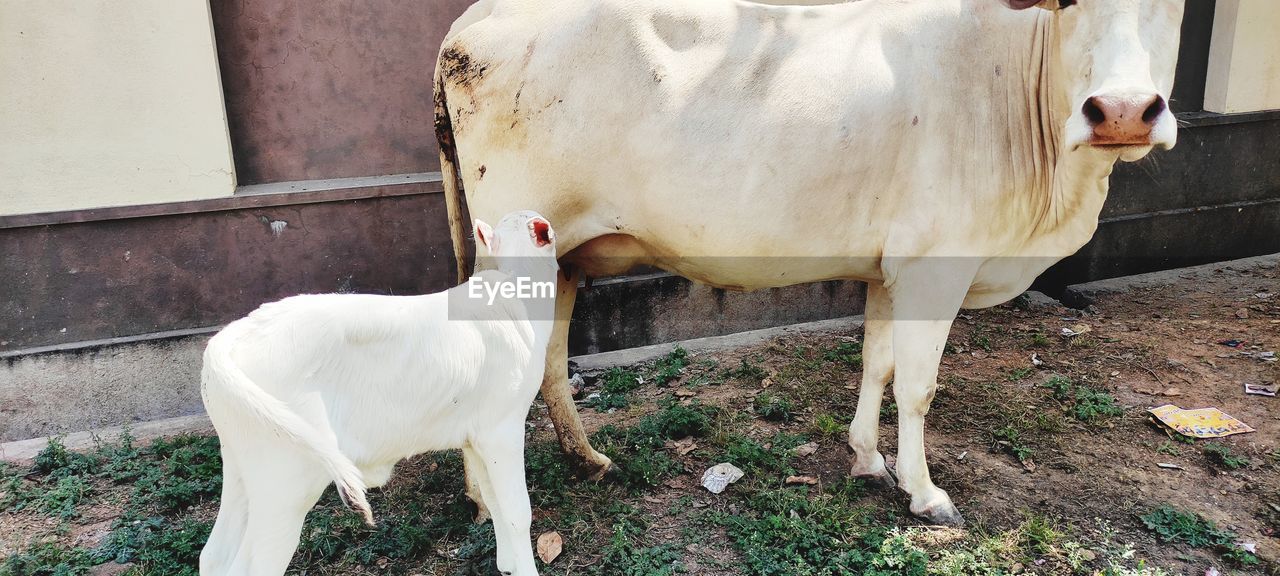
[585,460,618,482]
[913,502,966,527]
[853,468,897,490]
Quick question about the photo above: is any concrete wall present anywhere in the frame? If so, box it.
[1205,0,1280,113]
[0,0,235,216]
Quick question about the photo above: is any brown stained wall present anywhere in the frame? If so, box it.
[0,187,455,352]
[210,0,475,184]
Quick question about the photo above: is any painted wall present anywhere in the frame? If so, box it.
[1206,0,1280,113]
[0,0,235,216]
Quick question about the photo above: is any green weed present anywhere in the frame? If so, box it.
[811,413,845,441]
[753,393,794,422]
[992,425,1034,463]
[1140,505,1258,566]
[822,341,864,370]
[652,346,690,386]
[1202,443,1249,470]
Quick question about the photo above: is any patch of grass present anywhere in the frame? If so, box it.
[1140,505,1258,566]
[992,424,1034,463]
[728,357,767,383]
[1045,375,1124,423]
[590,504,685,575]
[96,516,211,576]
[37,475,91,520]
[973,335,993,353]
[1006,366,1035,381]
[752,393,794,422]
[1026,332,1053,349]
[587,367,644,411]
[592,402,718,490]
[1155,440,1181,456]
[132,435,222,514]
[811,413,845,441]
[879,402,897,423]
[822,341,863,370]
[0,541,97,576]
[652,346,690,386]
[1202,443,1249,470]
[33,437,99,480]
[719,433,808,477]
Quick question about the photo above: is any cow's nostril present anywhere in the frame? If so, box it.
[1142,96,1167,125]
[1082,97,1106,126]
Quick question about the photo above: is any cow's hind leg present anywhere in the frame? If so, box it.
[543,267,614,479]
[885,262,974,526]
[848,282,896,488]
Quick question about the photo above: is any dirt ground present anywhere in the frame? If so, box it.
[1,258,1276,575]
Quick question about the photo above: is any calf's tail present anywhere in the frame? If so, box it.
[435,68,471,284]
[200,333,375,526]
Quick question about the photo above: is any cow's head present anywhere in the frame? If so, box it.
[1004,0,1185,162]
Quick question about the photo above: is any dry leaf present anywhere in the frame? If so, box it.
[761,378,774,388]
[785,475,819,486]
[1021,458,1037,473]
[1162,388,1182,397]
[795,442,820,458]
[667,437,698,456]
[674,389,696,398]
[536,531,563,564]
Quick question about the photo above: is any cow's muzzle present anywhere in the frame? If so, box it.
[1082,91,1168,148]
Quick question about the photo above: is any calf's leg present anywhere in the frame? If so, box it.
[472,423,538,576]
[226,448,330,575]
[463,445,513,572]
[847,282,895,488]
[200,446,249,575]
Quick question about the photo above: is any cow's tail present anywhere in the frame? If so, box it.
[435,69,471,284]
[201,332,374,526]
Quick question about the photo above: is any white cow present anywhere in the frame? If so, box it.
[434,0,1185,525]
[198,211,558,576]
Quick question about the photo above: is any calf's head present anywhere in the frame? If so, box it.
[1004,0,1185,161]
[474,210,559,276]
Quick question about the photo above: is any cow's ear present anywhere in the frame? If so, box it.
[999,0,1053,10]
[474,219,495,254]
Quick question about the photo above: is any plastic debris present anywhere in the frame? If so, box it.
[701,463,745,494]
[1218,339,1247,349]
[568,373,585,398]
[537,531,563,564]
[1156,462,1184,470]
[1061,324,1092,337]
[1031,353,1044,367]
[1148,404,1255,439]
[1244,383,1278,397]
[1206,568,1221,576]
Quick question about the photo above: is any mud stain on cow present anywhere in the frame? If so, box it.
[478,165,487,180]
[438,46,489,89]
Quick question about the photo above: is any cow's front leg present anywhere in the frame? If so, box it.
[848,282,895,488]
[886,262,973,526]
[543,267,614,479]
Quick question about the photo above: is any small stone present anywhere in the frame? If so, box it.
[1235,308,1250,320]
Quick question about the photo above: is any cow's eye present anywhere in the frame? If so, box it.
[1058,0,1077,8]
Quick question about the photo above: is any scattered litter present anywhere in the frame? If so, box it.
[1163,388,1183,397]
[1148,404,1255,439]
[795,442,820,458]
[1218,339,1247,349]
[1257,292,1274,300]
[667,437,698,456]
[1061,324,1092,337]
[785,475,819,486]
[701,463,745,494]
[956,451,968,461]
[1235,308,1250,320]
[1242,350,1277,363]
[1156,462,1184,470]
[1244,383,1278,397]
[1031,353,1044,367]
[568,373,585,398]
[1022,459,1037,473]
[1235,540,1257,554]
[972,351,989,359]
[761,377,774,389]
[1206,568,1221,576]
[536,531,563,564]
[1110,371,1120,377]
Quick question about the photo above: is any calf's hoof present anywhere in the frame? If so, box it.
[584,458,618,482]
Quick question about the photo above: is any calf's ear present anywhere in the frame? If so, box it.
[474,219,496,254]
[529,218,555,248]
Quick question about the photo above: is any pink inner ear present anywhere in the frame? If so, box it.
[530,219,554,247]
[1003,0,1043,9]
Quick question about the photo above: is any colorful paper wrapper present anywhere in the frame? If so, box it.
[1147,404,1255,439]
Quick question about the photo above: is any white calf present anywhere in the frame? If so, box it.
[198,210,559,576]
